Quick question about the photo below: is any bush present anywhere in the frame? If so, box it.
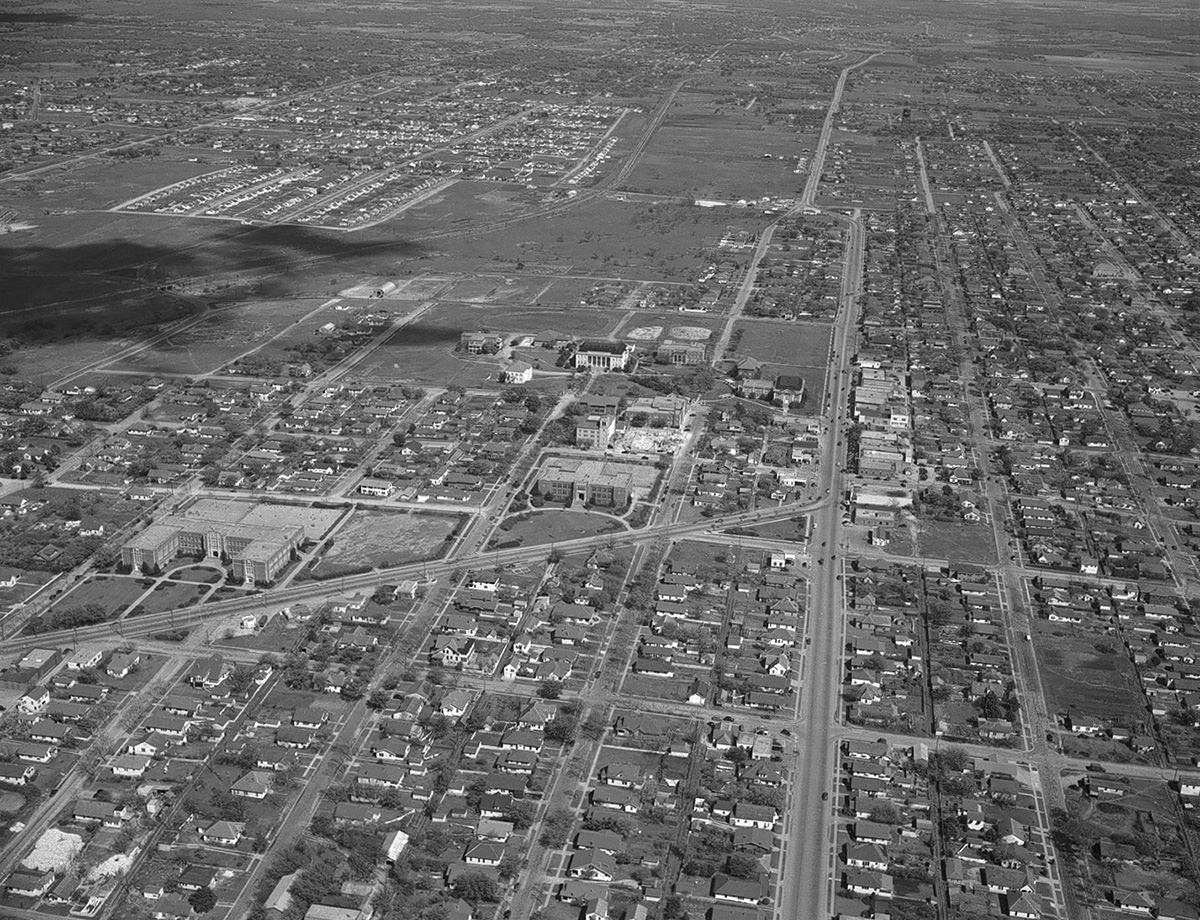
[451,872,498,902]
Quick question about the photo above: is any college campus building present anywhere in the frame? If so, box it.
[655,341,707,365]
[121,509,304,586]
[572,340,635,371]
[460,332,503,355]
[537,458,638,507]
[575,414,617,450]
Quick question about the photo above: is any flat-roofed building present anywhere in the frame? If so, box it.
[121,507,302,585]
[537,457,644,507]
[573,340,634,371]
[575,414,617,450]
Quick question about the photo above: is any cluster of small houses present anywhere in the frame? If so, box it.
[843,562,1023,745]
[627,548,804,713]
[835,740,1061,920]
[1032,574,1200,766]
[551,714,694,919]
[314,687,655,920]
[1073,773,1200,920]
[427,555,614,683]
[925,565,1020,744]
[0,379,152,482]
[851,205,987,524]
[0,650,274,917]
[363,389,542,504]
[1009,185,1199,450]
[744,215,844,322]
[1013,498,1170,581]
[0,645,149,789]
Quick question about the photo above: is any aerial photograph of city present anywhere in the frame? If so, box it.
[0,0,1197,919]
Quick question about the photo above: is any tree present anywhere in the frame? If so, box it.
[662,894,689,919]
[978,691,1004,720]
[539,808,574,847]
[537,679,561,700]
[451,872,498,903]
[366,689,389,710]
[726,853,762,879]
[188,888,217,914]
[501,798,537,830]
[228,665,256,696]
[545,716,577,744]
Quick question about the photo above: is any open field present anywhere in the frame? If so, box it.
[622,93,816,199]
[1034,618,1148,734]
[309,509,459,575]
[433,197,765,285]
[105,299,324,376]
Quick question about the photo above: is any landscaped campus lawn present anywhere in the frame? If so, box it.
[489,509,624,549]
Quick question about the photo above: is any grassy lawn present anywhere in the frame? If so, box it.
[131,581,210,616]
[489,510,623,549]
[168,565,224,584]
[49,575,152,619]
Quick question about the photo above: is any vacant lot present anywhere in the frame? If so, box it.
[732,319,832,367]
[919,521,996,564]
[620,672,691,703]
[312,510,459,575]
[736,516,810,542]
[107,299,321,376]
[625,113,814,199]
[1035,620,1147,734]
[217,615,303,654]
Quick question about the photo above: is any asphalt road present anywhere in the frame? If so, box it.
[777,51,879,920]
[4,495,828,655]
[780,208,863,920]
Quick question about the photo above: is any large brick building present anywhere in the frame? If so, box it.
[537,458,636,507]
[572,341,634,371]
[122,510,303,586]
